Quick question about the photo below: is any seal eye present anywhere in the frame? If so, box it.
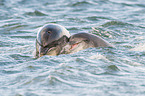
[47,31,51,34]
[84,39,89,42]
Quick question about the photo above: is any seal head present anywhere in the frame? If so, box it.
[35,23,70,58]
[60,33,113,54]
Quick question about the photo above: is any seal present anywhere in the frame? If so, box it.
[35,23,70,58]
[60,32,113,54]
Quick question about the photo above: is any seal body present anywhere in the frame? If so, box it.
[60,33,113,54]
[35,23,70,58]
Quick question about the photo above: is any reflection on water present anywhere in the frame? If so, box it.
[1,0,145,96]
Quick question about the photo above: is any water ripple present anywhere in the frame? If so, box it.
[70,1,93,7]
[25,10,47,16]
[1,0,145,96]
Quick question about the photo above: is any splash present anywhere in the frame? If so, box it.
[130,43,145,51]
[89,53,107,60]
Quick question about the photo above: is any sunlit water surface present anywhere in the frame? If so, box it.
[1,0,145,96]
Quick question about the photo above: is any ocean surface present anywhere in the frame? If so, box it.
[1,0,145,96]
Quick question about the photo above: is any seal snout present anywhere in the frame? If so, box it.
[39,47,49,57]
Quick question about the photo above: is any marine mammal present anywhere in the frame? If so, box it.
[35,23,70,58]
[60,32,113,54]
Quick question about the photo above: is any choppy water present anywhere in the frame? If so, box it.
[1,0,145,96]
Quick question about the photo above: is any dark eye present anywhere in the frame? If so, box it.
[84,39,89,42]
[47,31,51,34]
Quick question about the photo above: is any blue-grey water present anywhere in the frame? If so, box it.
[1,0,145,96]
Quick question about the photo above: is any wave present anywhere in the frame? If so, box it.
[69,1,93,7]
[100,20,134,28]
[24,10,47,16]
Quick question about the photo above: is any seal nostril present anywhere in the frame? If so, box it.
[47,31,51,34]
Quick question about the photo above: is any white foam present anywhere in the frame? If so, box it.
[89,53,107,60]
[130,43,145,51]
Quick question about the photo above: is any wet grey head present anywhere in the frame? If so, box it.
[60,33,113,54]
[35,23,70,58]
